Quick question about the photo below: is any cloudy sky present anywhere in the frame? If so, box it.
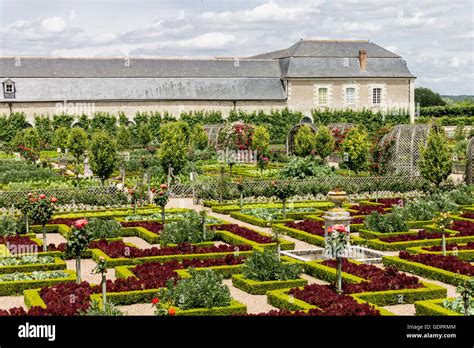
[0,0,473,94]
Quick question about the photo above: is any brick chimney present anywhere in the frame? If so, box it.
[359,50,367,71]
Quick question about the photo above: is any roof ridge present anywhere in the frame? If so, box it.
[0,56,276,61]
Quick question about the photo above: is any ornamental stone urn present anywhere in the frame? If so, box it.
[327,188,348,208]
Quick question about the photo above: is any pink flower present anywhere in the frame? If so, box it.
[27,192,32,197]
[74,219,89,229]
[160,184,167,190]
[39,194,46,199]
[51,197,58,203]
[333,224,347,233]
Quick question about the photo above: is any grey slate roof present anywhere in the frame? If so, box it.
[0,78,286,101]
[0,57,281,78]
[280,57,414,78]
[250,40,401,59]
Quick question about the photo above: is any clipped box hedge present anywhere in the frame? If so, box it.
[229,211,293,227]
[232,274,308,295]
[0,257,67,274]
[414,298,464,316]
[53,207,190,219]
[358,229,420,240]
[382,255,472,286]
[214,229,295,251]
[212,201,333,214]
[406,245,474,261]
[0,269,75,296]
[360,235,474,251]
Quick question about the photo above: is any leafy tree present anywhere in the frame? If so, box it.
[34,116,54,149]
[67,127,88,162]
[191,125,209,150]
[419,124,452,187]
[137,123,152,147]
[314,125,335,161]
[415,87,447,107]
[340,127,370,174]
[53,127,69,150]
[90,131,118,185]
[116,126,131,150]
[293,125,316,157]
[251,125,270,155]
[159,121,190,175]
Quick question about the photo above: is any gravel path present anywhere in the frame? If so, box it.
[223,279,277,314]
[381,304,416,315]
[119,303,155,316]
[0,295,26,310]
[65,259,116,285]
[35,232,66,246]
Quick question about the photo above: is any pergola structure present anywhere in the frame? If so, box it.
[466,137,474,184]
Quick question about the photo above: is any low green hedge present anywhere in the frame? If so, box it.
[212,201,333,214]
[0,257,66,274]
[0,244,10,257]
[382,255,472,286]
[232,274,307,295]
[30,224,70,237]
[302,261,367,284]
[360,235,474,251]
[173,299,247,316]
[450,214,474,223]
[358,229,420,240]
[0,270,75,296]
[414,298,463,316]
[407,245,474,261]
[53,207,190,219]
[272,224,326,247]
[23,288,47,309]
[91,289,159,307]
[214,229,294,251]
[229,211,293,227]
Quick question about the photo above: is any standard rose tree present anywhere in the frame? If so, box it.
[325,224,350,293]
[153,184,169,224]
[92,256,108,310]
[30,194,57,252]
[270,181,295,219]
[432,212,453,256]
[17,193,34,234]
[65,219,93,284]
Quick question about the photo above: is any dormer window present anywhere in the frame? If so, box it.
[2,79,15,99]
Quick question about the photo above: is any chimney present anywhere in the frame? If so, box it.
[359,50,367,71]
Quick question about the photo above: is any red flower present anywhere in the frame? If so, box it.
[151,297,159,305]
[160,184,167,190]
[159,191,164,196]
[51,197,58,203]
[168,307,176,316]
[74,219,89,229]
[39,194,46,199]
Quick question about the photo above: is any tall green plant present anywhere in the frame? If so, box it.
[90,131,118,185]
[67,127,88,163]
[314,125,335,161]
[340,127,370,173]
[293,125,316,157]
[159,121,190,175]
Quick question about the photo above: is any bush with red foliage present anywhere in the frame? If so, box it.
[0,236,40,254]
[211,224,274,244]
[120,221,164,235]
[321,259,422,293]
[449,220,474,236]
[399,251,474,276]
[380,230,444,243]
[289,284,380,316]
[0,307,28,316]
[285,220,324,236]
[370,198,402,208]
[460,212,474,220]
[422,242,474,252]
[88,240,251,259]
[352,205,387,215]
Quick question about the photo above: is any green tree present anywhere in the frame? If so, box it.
[137,123,152,147]
[251,125,270,154]
[90,131,118,185]
[191,125,209,150]
[34,116,54,149]
[159,121,190,175]
[293,125,316,157]
[116,126,131,150]
[53,127,69,150]
[22,128,41,154]
[419,124,453,187]
[341,127,370,173]
[314,125,335,161]
[415,87,447,107]
[67,127,89,162]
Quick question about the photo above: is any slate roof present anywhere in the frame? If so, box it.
[0,40,415,102]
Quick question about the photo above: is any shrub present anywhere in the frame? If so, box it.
[364,207,409,233]
[191,125,209,150]
[419,124,453,187]
[0,217,19,236]
[279,156,334,179]
[340,127,370,173]
[242,249,302,281]
[159,211,215,246]
[81,299,123,316]
[85,218,122,239]
[53,127,69,151]
[116,126,131,150]
[251,125,270,154]
[67,127,88,162]
[155,269,231,311]
[293,125,316,157]
[159,121,190,175]
[314,125,335,161]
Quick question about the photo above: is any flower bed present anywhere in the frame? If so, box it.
[379,230,445,243]
[229,211,293,227]
[120,221,163,234]
[285,220,325,236]
[0,255,66,274]
[383,255,473,286]
[232,273,307,295]
[350,205,387,215]
[406,243,474,262]
[289,284,381,316]
[0,269,75,296]
[398,251,474,276]
[211,224,273,244]
[368,198,402,208]
[422,242,474,252]
[273,223,326,246]
[449,220,474,236]
[0,235,41,255]
[460,212,474,220]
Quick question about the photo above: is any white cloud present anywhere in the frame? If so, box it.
[40,17,67,33]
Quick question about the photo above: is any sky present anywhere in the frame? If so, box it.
[0,0,473,95]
